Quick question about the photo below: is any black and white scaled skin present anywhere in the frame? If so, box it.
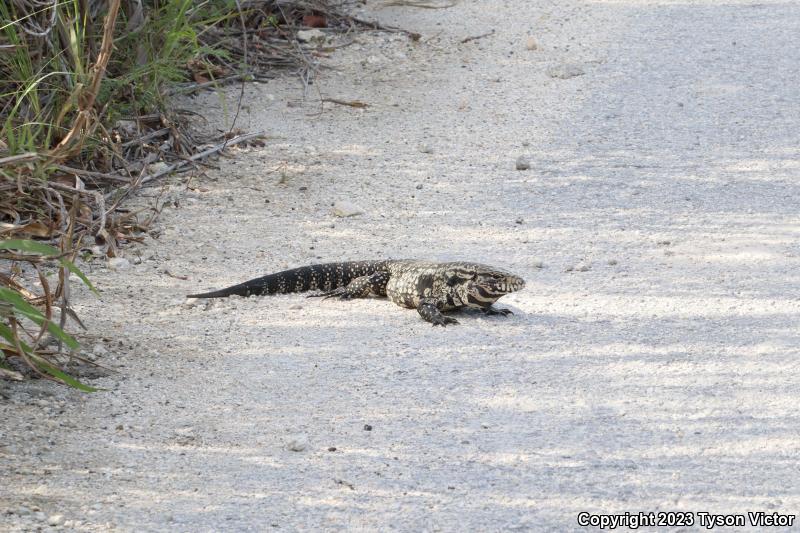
[187,260,526,326]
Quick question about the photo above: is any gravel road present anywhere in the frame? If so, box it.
[2,0,800,531]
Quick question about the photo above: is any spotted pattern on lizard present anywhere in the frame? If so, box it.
[187,260,526,326]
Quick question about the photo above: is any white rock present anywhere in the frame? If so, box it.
[114,120,137,136]
[286,434,309,452]
[107,257,131,271]
[515,155,531,171]
[146,161,171,175]
[525,36,538,50]
[48,514,65,526]
[418,144,434,154]
[547,63,585,79]
[332,201,364,217]
[296,29,325,43]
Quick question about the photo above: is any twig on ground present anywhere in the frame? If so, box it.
[461,29,494,44]
[52,165,131,184]
[321,98,369,108]
[120,128,171,148]
[164,269,189,281]
[140,131,266,184]
[347,16,422,41]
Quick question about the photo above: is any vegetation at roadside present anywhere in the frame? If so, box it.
[0,0,371,387]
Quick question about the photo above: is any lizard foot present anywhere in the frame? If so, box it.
[431,316,459,327]
[483,307,513,316]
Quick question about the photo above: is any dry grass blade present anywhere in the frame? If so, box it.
[0,153,40,167]
[380,0,458,8]
[50,0,122,159]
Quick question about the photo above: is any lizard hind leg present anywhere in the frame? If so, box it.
[309,271,390,300]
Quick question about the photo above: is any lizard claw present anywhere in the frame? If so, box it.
[483,307,513,316]
[432,316,459,327]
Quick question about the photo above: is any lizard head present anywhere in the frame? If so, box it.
[453,264,525,307]
[472,266,526,295]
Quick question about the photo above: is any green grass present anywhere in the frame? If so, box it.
[0,0,235,159]
[0,239,97,390]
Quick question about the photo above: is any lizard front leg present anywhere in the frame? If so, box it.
[417,298,459,326]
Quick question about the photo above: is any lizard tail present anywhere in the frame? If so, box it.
[186,261,382,299]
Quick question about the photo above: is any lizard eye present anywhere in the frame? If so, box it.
[446,275,460,286]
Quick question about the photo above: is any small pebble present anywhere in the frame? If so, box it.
[296,29,325,43]
[286,434,309,452]
[525,36,539,50]
[416,184,423,190]
[328,447,337,452]
[363,424,373,431]
[147,161,170,175]
[547,63,585,79]
[48,514,65,526]
[515,218,524,224]
[332,201,364,217]
[107,257,131,271]
[608,259,618,265]
[418,144,434,154]
[515,155,531,171]
[532,260,544,269]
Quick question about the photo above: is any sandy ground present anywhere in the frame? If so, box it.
[3,0,800,531]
